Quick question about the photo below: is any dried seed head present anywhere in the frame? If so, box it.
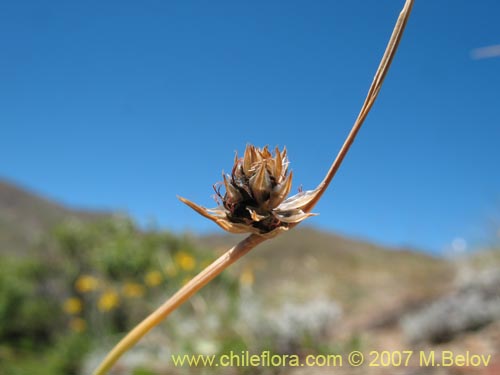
[179,145,317,238]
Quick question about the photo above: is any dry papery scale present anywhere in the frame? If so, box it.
[180,144,317,238]
[93,1,414,373]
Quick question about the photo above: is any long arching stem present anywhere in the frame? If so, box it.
[93,1,414,373]
[303,0,414,213]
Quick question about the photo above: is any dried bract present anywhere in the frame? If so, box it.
[179,145,317,238]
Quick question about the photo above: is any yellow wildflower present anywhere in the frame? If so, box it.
[69,317,86,333]
[144,271,163,287]
[63,297,83,315]
[239,267,254,287]
[175,251,196,271]
[122,282,145,298]
[98,291,120,312]
[75,275,99,293]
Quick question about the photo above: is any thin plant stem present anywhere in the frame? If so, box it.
[302,0,414,213]
[92,234,265,375]
[92,1,414,373]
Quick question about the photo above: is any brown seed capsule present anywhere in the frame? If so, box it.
[179,145,317,238]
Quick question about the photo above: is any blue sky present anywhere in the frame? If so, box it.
[1,0,499,254]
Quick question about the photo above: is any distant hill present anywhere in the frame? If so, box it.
[0,179,109,256]
[2,178,499,375]
[0,177,454,319]
[198,227,454,324]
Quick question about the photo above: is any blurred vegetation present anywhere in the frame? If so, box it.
[1,217,344,375]
[0,217,239,374]
[4,181,498,375]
